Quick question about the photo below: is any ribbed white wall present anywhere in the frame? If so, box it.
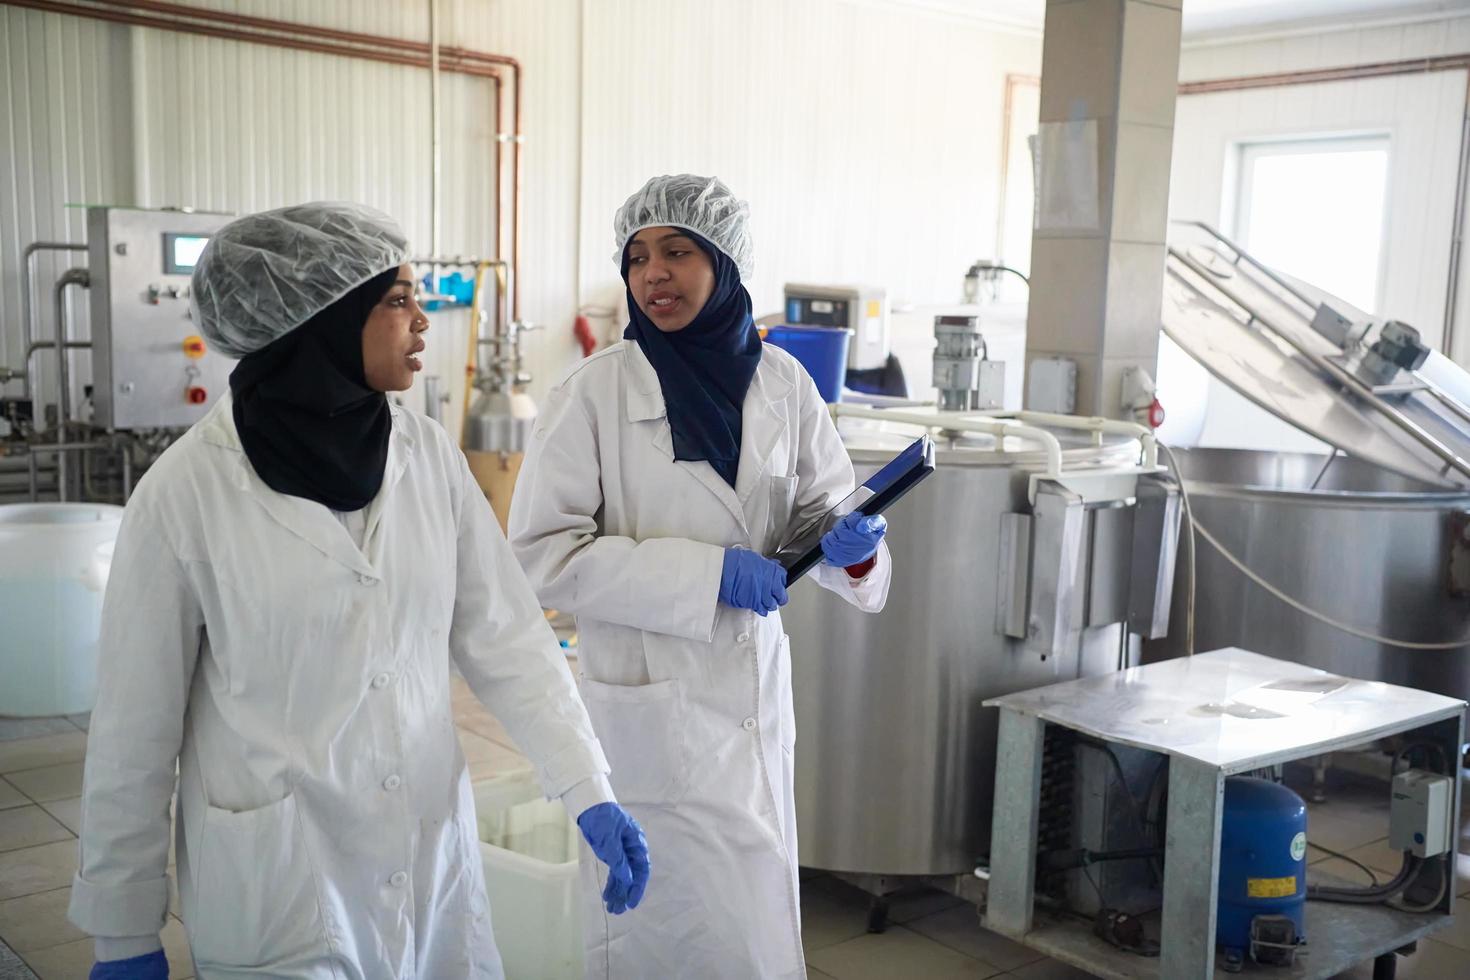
[1173,13,1470,363]
[576,0,1044,346]
[0,0,581,425]
[0,8,133,382]
[447,0,586,400]
[1,0,1041,410]
[1179,9,1470,82]
[1171,70,1466,345]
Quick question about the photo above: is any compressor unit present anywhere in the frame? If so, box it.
[1217,777,1308,971]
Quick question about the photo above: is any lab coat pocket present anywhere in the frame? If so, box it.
[189,793,329,969]
[579,678,691,807]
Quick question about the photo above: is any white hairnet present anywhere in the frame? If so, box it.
[613,174,753,281]
[191,202,410,359]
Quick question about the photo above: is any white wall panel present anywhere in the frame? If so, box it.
[0,7,133,406]
[1179,10,1470,82]
[1172,66,1467,356]
[576,0,1042,348]
[2,0,1042,414]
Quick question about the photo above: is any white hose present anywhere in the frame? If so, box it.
[829,403,1064,484]
[1156,444,1197,656]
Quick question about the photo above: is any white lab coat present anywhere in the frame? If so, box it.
[510,340,891,980]
[69,394,613,979]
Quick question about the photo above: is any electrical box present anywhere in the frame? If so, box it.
[1027,356,1077,414]
[86,207,233,429]
[1388,768,1452,858]
[976,361,1006,410]
[783,284,889,371]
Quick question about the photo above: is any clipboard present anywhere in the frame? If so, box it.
[775,434,936,581]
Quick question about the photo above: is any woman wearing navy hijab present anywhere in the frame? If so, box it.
[510,175,892,978]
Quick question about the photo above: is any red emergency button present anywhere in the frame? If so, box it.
[182,335,207,359]
[186,386,208,405]
[1147,398,1166,429]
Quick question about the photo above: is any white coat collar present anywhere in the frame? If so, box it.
[620,339,794,537]
[199,392,415,578]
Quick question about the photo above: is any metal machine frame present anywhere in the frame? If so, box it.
[985,648,1464,979]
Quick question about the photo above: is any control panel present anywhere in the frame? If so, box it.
[86,207,232,429]
[1388,768,1452,858]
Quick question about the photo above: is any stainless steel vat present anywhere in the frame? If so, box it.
[1143,448,1470,701]
[787,421,1160,876]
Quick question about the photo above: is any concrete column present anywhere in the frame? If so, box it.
[1024,0,1183,419]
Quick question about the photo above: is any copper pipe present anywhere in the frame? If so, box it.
[513,78,523,320]
[91,0,429,53]
[91,0,526,295]
[5,0,499,77]
[94,0,528,317]
[442,45,523,74]
[444,46,524,317]
[95,0,520,74]
[9,0,524,309]
[1180,54,1470,96]
[494,79,508,287]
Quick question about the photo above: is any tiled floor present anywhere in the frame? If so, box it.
[0,685,539,980]
[2,696,1469,980]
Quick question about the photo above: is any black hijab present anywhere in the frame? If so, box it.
[229,267,399,511]
[622,231,762,488]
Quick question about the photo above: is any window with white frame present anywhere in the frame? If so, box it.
[1229,135,1390,313]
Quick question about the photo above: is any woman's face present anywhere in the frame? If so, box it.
[625,227,715,333]
[362,264,428,392]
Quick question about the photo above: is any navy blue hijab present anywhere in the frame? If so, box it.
[622,231,762,487]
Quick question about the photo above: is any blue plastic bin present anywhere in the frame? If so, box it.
[765,325,851,403]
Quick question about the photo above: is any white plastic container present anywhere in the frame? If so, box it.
[0,503,124,716]
[474,774,584,980]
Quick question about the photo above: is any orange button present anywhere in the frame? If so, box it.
[185,386,208,405]
[182,336,207,359]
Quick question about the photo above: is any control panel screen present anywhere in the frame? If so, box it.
[786,296,849,328]
[163,233,209,274]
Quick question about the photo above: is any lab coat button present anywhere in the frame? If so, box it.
[383,774,401,791]
[389,871,408,888]
[358,574,376,586]
[736,632,750,644]
[742,717,757,732]
[371,673,392,690]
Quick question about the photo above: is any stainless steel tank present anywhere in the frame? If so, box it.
[1149,223,1470,702]
[787,416,1174,876]
[1144,448,1470,699]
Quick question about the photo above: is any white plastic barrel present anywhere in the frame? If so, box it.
[0,503,124,717]
[475,773,584,980]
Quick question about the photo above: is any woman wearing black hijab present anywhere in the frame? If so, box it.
[70,203,647,980]
[510,176,892,979]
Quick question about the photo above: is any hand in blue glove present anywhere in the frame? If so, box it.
[820,512,887,567]
[90,951,169,980]
[718,548,789,616]
[577,802,651,915]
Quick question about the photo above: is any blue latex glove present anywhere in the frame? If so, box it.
[718,548,789,616]
[820,512,888,567]
[577,802,651,915]
[90,951,169,980]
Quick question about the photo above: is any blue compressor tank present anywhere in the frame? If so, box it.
[1216,777,1307,964]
